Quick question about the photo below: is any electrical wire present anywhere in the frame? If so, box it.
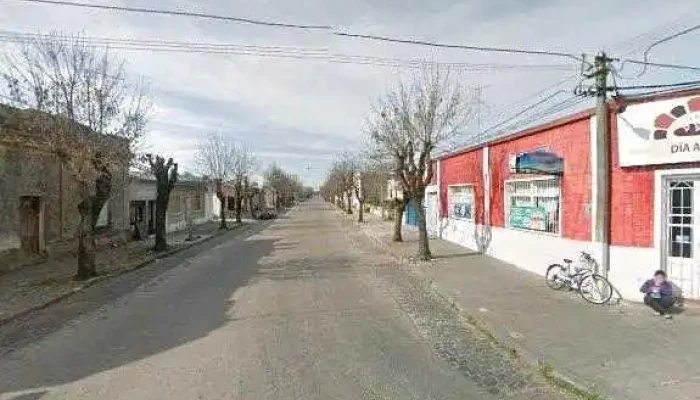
[619,59,700,73]
[333,32,582,61]
[0,31,578,72]
[480,74,578,125]
[613,80,700,91]
[435,95,588,154]
[4,0,333,30]
[480,90,567,136]
[605,10,700,56]
[484,96,588,139]
[4,0,584,62]
[632,23,700,78]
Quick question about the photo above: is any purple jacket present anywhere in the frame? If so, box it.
[640,279,673,298]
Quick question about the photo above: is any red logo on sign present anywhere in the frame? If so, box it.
[653,97,700,140]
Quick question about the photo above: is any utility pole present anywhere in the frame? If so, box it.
[580,52,613,277]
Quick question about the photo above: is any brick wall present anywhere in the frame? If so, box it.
[608,112,700,247]
[609,114,655,247]
[489,117,592,240]
[440,149,483,223]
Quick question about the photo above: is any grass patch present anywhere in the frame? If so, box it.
[538,363,609,400]
[456,303,607,400]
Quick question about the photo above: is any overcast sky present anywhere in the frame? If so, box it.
[1,0,699,188]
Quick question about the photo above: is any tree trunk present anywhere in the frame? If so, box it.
[154,190,169,252]
[217,192,228,229]
[358,200,364,222]
[76,166,112,280]
[75,201,96,281]
[245,196,253,218]
[414,194,431,260]
[392,198,406,242]
[346,191,353,214]
[234,181,243,223]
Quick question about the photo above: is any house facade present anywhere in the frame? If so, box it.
[428,89,700,301]
[0,106,129,265]
[127,174,218,237]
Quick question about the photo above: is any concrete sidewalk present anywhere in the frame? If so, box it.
[0,220,246,325]
[354,212,700,400]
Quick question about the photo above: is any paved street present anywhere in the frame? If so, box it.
[0,200,564,400]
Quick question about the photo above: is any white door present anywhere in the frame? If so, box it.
[664,179,700,299]
[426,191,439,238]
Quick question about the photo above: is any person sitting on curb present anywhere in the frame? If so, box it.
[640,270,675,319]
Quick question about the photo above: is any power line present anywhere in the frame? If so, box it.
[481,90,567,135]
[613,80,700,91]
[481,74,577,124]
[333,32,582,61]
[5,0,333,30]
[435,95,588,154]
[605,10,700,56]
[5,1,584,61]
[619,59,700,73]
[0,31,577,72]
[633,23,700,78]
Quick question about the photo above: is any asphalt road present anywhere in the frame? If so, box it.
[0,200,564,400]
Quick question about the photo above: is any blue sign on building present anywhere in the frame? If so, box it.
[405,200,419,226]
[509,150,564,175]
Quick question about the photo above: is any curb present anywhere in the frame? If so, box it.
[0,223,246,327]
[351,217,609,400]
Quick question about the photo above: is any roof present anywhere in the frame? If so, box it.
[436,86,700,161]
[0,103,128,148]
[128,171,213,189]
[436,107,594,161]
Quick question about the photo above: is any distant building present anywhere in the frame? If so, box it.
[127,173,218,238]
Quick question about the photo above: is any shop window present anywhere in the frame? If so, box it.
[448,185,475,221]
[505,178,560,234]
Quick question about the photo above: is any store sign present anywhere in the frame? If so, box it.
[509,150,564,175]
[618,95,700,166]
[509,206,548,231]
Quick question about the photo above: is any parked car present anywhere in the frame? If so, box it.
[257,209,277,220]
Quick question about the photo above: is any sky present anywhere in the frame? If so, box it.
[1,0,699,188]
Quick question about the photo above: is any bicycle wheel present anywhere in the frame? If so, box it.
[545,264,568,290]
[578,274,613,304]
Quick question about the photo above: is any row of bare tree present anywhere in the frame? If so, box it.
[321,152,390,224]
[323,66,473,261]
[1,33,297,280]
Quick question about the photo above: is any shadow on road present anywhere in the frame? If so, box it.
[6,392,49,400]
[0,221,278,396]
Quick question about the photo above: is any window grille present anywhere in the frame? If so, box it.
[505,178,560,234]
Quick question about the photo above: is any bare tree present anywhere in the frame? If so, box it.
[264,164,304,212]
[145,154,178,251]
[367,66,473,260]
[194,132,236,229]
[2,33,150,280]
[231,144,257,223]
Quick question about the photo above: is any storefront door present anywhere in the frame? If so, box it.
[664,179,700,299]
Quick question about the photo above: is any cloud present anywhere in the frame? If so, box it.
[1,0,699,188]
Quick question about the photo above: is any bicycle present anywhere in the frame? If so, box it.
[545,251,613,304]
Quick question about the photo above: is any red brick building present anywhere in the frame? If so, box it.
[427,88,700,301]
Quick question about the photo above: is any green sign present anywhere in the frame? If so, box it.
[509,206,548,231]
